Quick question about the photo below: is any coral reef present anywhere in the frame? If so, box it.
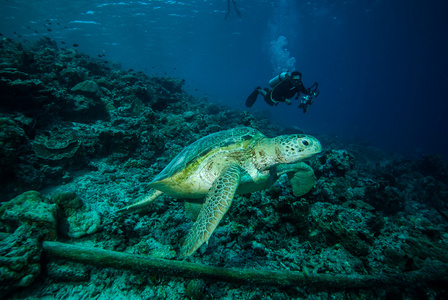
[32,131,81,160]
[1,37,447,299]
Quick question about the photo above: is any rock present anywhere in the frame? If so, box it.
[46,261,90,282]
[0,77,49,109]
[0,191,57,239]
[53,192,102,239]
[205,103,220,115]
[60,66,87,86]
[71,80,103,99]
[365,184,404,214]
[155,77,184,94]
[97,128,139,156]
[0,68,30,80]
[0,117,27,174]
[416,155,448,184]
[240,111,257,127]
[317,149,356,177]
[0,191,57,297]
[66,210,101,238]
[53,191,84,210]
[183,111,195,120]
[0,226,42,297]
[185,279,206,300]
[62,94,109,122]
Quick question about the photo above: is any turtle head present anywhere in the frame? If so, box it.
[273,134,322,164]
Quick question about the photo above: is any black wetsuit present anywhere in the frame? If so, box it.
[265,78,310,106]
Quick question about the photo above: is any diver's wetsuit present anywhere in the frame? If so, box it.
[264,78,310,106]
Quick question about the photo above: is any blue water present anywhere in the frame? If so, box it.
[1,0,447,159]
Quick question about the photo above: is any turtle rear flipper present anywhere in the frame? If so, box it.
[181,164,241,257]
[116,190,163,214]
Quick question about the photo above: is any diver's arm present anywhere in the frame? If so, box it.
[299,83,311,95]
[294,83,310,99]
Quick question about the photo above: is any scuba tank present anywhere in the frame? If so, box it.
[268,72,289,88]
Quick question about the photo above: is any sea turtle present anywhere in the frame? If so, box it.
[118,127,321,257]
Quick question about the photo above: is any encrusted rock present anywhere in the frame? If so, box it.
[62,94,110,122]
[53,192,102,239]
[52,191,83,214]
[0,191,57,298]
[0,191,57,239]
[317,149,356,177]
[0,77,48,109]
[46,261,90,282]
[155,76,184,94]
[185,279,206,300]
[97,128,139,156]
[365,184,404,214]
[183,111,195,120]
[0,68,30,80]
[60,66,87,86]
[0,117,27,173]
[70,80,103,99]
[0,226,42,297]
[65,211,101,238]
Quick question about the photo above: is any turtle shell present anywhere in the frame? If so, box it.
[151,127,264,183]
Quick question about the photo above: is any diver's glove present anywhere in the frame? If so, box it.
[307,82,319,98]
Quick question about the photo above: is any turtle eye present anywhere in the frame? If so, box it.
[302,140,309,146]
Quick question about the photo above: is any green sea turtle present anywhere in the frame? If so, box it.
[118,127,321,257]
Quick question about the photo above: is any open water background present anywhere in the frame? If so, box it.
[1,0,447,159]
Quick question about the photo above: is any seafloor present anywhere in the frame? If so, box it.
[1,37,447,299]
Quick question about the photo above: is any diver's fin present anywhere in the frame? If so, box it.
[245,88,259,107]
[232,0,241,18]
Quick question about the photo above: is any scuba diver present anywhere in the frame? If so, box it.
[245,71,319,113]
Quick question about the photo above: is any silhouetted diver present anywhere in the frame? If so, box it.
[225,0,241,19]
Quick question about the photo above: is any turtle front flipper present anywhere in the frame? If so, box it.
[181,164,241,257]
[279,162,316,197]
[116,189,163,214]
